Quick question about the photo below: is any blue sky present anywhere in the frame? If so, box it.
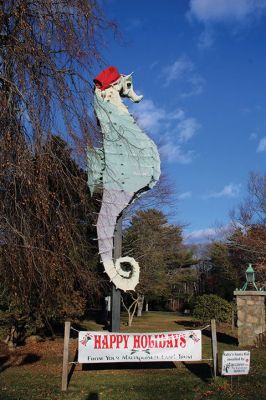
[99,0,266,242]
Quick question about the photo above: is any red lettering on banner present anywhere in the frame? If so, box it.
[116,335,123,348]
[141,335,148,348]
[158,334,165,348]
[148,335,155,348]
[102,335,109,349]
[180,336,186,348]
[133,335,140,348]
[166,334,173,348]
[109,335,116,348]
[123,335,129,348]
[166,340,173,348]
[94,332,188,350]
[94,335,101,349]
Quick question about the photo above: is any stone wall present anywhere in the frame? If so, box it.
[234,291,266,347]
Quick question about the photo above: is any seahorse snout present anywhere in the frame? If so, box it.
[127,89,143,103]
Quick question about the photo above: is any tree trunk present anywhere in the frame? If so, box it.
[145,301,149,312]
[137,294,144,317]
[128,299,138,326]
[4,325,17,349]
[121,295,138,327]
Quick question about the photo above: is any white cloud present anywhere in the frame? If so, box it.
[257,137,266,152]
[160,143,195,164]
[198,28,215,49]
[189,1,266,48]
[163,56,193,85]
[132,98,201,164]
[204,183,241,199]
[178,191,192,200]
[134,99,166,133]
[185,223,237,244]
[162,55,204,96]
[250,132,258,140]
[149,60,159,70]
[189,0,266,23]
[187,227,217,241]
[177,117,201,143]
[185,75,205,97]
[169,109,186,120]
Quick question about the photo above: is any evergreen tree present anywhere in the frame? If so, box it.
[122,209,195,321]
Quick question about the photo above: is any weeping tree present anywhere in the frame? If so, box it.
[0,0,114,341]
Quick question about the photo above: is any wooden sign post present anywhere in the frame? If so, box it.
[61,321,70,391]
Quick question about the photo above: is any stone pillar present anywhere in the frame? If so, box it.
[234,291,266,347]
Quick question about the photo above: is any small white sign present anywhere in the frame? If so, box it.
[78,330,202,364]
[222,351,250,376]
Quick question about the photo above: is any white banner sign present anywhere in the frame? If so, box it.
[78,330,202,363]
[222,351,250,376]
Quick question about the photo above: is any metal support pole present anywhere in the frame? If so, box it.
[111,215,122,332]
[211,319,218,379]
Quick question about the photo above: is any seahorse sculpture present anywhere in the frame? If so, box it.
[87,66,160,291]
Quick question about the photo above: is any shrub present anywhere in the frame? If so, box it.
[192,294,232,323]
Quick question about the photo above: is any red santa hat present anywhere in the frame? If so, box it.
[94,66,121,91]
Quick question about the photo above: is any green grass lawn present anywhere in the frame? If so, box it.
[0,312,265,400]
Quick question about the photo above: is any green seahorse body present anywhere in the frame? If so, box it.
[87,70,161,291]
[87,94,160,195]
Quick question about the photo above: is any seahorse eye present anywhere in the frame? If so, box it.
[127,82,131,88]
